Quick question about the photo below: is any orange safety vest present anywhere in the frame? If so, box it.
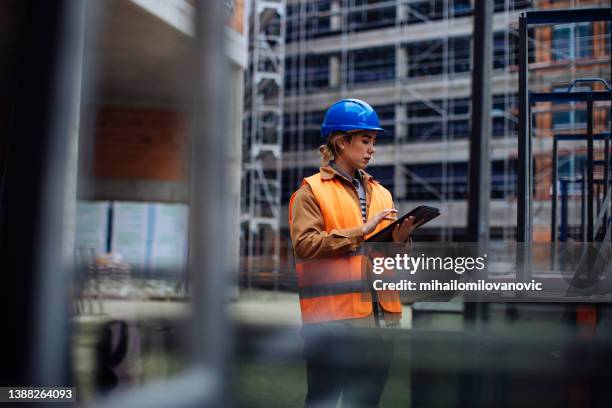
[289,173,402,323]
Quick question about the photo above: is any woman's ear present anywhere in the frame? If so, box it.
[335,138,344,152]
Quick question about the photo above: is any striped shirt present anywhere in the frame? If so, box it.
[349,172,384,325]
[351,177,367,223]
[329,162,368,222]
[328,161,387,327]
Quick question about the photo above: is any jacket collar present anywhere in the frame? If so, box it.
[320,162,373,184]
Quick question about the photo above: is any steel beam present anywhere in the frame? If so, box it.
[517,13,530,243]
[560,180,569,242]
[586,95,594,241]
[467,0,492,243]
[530,91,612,103]
[604,137,610,239]
[525,7,611,25]
[551,136,558,242]
[582,166,587,242]
[555,132,610,141]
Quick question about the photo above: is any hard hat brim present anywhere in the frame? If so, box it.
[321,124,387,140]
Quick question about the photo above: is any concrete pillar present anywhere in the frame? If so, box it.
[394,167,408,202]
[397,0,409,23]
[329,54,341,87]
[330,0,341,31]
[396,44,408,79]
[394,104,407,199]
[395,103,407,141]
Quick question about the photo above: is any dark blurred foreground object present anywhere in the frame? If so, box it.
[237,319,612,408]
[95,321,130,392]
[0,0,84,387]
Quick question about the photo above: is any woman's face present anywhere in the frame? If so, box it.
[337,131,377,170]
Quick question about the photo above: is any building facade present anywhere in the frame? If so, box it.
[278,0,609,238]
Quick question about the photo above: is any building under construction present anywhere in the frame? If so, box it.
[241,0,611,286]
[1,0,612,407]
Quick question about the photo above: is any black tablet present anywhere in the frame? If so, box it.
[366,205,440,242]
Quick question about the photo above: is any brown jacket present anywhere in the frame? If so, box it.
[290,164,393,260]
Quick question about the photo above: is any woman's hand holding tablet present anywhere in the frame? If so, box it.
[366,206,440,243]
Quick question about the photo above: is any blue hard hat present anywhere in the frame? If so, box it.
[321,98,387,140]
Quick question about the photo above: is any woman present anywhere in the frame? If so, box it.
[289,99,415,407]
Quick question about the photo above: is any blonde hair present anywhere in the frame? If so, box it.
[318,132,353,165]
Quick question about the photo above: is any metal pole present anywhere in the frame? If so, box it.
[560,180,568,242]
[467,0,492,244]
[551,136,558,242]
[596,182,601,215]
[0,0,86,386]
[515,13,532,304]
[582,167,587,242]
[517,14,530,243]
[189,0,232,404]
[586,94,594,241]
[464,0,493,333]
[34,0,86,386]
[604,136,609,218]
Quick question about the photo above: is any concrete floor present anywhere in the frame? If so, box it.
[70,288,426,407]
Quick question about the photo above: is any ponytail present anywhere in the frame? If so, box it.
[318,132,352,165]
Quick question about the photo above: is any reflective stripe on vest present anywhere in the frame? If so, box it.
[289,173,402,323]
[298,280,364,299]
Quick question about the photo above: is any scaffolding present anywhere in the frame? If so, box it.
[278,0,609,244]
[236,0,612,291]
[518,9,612,244]
[242,0,286,289]
[281,0,530,242]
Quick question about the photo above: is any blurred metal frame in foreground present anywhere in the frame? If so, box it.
[0,0,88,388]
[90,0,234,406]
